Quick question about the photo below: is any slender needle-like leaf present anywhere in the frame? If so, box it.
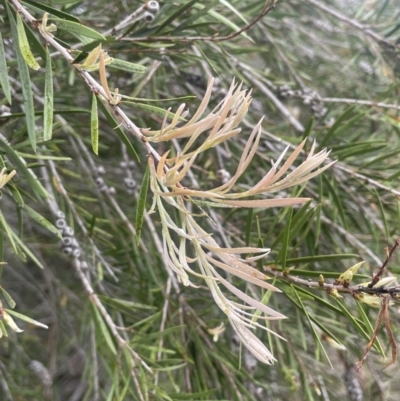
[136,163,150,246]
[91,94,99,155]
[7,5,37,151]
[0,32,12,104]
[43,50,54,141]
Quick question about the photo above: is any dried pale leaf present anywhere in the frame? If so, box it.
[156,151,170,179]
[203,245,270,255]
[216,197,310,208]
[216,272,285,318]
[78,44,102,69]
[99,48,112,100]
[205,254,277,291]
[165,152,199,186]
[230,319,276,364]
[2,311,23,332]
[187,76,214,124]
[156,189,224,199]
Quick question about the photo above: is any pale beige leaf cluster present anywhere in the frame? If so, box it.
[146,77,333,364]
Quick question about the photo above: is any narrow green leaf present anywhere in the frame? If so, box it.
[24,204,62,240]
[322,176,347,230]
[8,183,24,207]
[109,58,146,74]
[320,105,356,147]
[153,363,187,372]
[80,36,115,52]
[272,201,312,250]
[50,19,106,40]
[397,201,400,233]
[124,101,186,122]
[97,100,140,161]
[153,0,199,35]
[0,138,48,199]
[16,13,40,70]
[0,209,19,258]
[0,229,4,280]
[174,3,215,32]
[245,204,253,247]
[195,4,253,42]
[5,309,48,329]
[91,94,99,155]
[43,50,53,141]
[7,5,37,151]
[91,303,117,355]
[99,296,157,311]
[284,253,359,265]
[0,32,12,104]
[356,301,385,356]
[117,374,131,401]
[252,277,276,321]
[0,320,8,337]
[49,0,83,3]
[291,204,320,254]
[288,207,315,246]
[0,108,90,120]
[314,176,323,250]
[0,287,16,309]
[8,226,44,268]
[22,0,81,23]
[136,163,150,246]
[219,0,249,24]
[17,206,23,239]
[284,281,363,323]
[278,208,293,269]
[292,286,332,367]
[361,148,400,169]
[336,143,385,161]
[302,116,314,140]
[23,19,47,62]
[272,268,368,279]
[373,188,389,241]
[106,382,115,401]
[15,152,71,161]
[334,299,383,354]
[333,111,367,137]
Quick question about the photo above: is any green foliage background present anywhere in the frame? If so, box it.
[1,0,400,400]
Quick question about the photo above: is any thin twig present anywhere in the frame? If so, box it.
[369,239,400,288]
[321,97,400,112]
[303,0,397,50]
[356,297,388,371]
[262,264,400,297]
[123,1,276,43]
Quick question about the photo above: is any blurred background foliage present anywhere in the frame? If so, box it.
[1,0,400,400]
